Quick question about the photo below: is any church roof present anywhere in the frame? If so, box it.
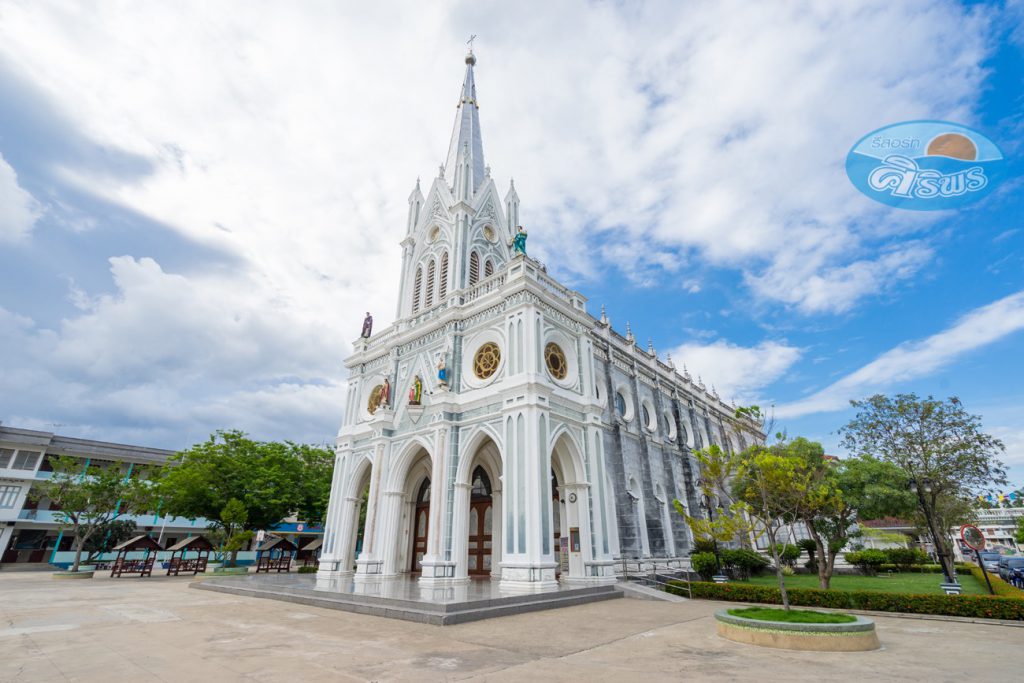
[443,51,486,196]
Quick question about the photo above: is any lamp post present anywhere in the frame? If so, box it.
[910,477,960,593]
[700,491,727,583]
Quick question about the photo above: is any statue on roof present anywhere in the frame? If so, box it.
[510,225,528,255]
[361,312,373,338]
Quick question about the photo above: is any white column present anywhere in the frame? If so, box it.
[490,488,503,580]
[316,451,350,578]
[354,443,387,580]
[451,482,472,582]
[419,427,456,584]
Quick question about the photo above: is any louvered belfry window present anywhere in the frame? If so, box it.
[413,265,423,313]
[425,259,436,308]
[484,259,494,278]
[469,250,480,286]
[439,251,449,300]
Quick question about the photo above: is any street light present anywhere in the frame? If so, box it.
[910,476,959,592]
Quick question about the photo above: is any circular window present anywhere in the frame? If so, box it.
[367,384,384,415]
[614,392,627,417]
[544,342,568,380]
[473,342,501,379]
[482,225,495,242]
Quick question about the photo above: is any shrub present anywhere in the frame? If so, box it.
[781,566,795,576]
[773,543,801,567]
[968,565,1024,598]
[845,549,887,575]
[665,580,1024,620]
[721,548,770,578]
[883,547,930,571]
[297,565,318,574]
[692,538,718,554]
[691,552,719,581]
[874,562,973,574]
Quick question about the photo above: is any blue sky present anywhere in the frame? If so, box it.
[0,1,1021,488]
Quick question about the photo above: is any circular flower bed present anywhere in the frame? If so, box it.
[715,608,879,651]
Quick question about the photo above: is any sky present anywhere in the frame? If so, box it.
[0,0,1021,488]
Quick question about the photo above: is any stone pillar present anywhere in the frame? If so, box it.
[316,450,351,579]
[354,442,387,580]
[490,488,503,580]
[420,426,456,584]
[450,481,472,582]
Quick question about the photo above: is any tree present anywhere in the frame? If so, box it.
[839,394,1006,584]
[156,431,334,536]
[30,456,152,572]
[731,440,830,610]
[218,498,254,567]
[82,519,137,564]
[1015,517,1024,546]
[675,444,754,566]
[799,449,914,589]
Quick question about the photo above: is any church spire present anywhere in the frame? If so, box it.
[444,47,485,200]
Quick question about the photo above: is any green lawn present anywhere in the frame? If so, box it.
[744,572,988,596]
[728,607,857,623]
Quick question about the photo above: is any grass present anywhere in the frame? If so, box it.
[744,572,988,596]
[727,606,857,624]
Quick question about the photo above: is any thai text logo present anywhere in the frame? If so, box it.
[846,121,1004,210]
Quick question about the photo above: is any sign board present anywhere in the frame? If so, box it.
[256,529,266,543]
[296,523,305,532]
[960,524,985,551]
[569,527,581,553]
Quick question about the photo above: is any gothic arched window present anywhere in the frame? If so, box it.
[439,251,449,300]
[413,266,423,313]
[484,258,494,278]
[425,259,436,308]
[469,250,480,286]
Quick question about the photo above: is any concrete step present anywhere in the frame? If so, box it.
[193,578,622,625]
[616,582,687,602]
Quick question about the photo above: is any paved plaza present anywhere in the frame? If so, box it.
[0,571,1021,682]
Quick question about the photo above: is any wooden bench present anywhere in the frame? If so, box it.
[167,556,208,576]
[110,556,155,578]
[255,555,291,573]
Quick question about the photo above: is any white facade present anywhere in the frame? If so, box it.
[317,52,760,592]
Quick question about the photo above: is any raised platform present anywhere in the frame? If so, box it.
[192,573,621,625]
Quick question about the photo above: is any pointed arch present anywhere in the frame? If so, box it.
[469,250,480,286]
[412,266,423,313]
[425,258,436,308]
[484,258,494,278]
[439,250,449,300]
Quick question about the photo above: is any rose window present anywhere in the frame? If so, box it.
[544,342,568,380]
[473,342,501,379]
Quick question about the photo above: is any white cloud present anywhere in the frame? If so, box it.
[0,1,1004,443]
[670,339,802,403]
[776,290,1024,418]
[0,153,40,243]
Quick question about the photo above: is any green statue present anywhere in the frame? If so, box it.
[511,225,528,255]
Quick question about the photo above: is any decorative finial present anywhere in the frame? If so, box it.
[510,178,515,189]
[683,363,691,381]
[625,322,634,343]
[667,353,675,369]
[416,176,420,189]
[438,164,445,178]
[600,305,608,325]
[647,338,655,356]
[485,165,491,177]
[466,34,477,65]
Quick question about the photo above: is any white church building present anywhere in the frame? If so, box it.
[316,50,760,592]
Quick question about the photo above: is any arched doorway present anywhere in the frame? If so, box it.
[411,478,430,572]
[552,470,565,577]
[550,432,589,581]
[467,466,493,575]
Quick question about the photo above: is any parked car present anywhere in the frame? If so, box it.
[977,551,1001,573]
[997,556,1024,582]
[1011,566,1024,589]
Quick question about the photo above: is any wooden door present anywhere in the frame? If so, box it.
[468,501,492,575]
[411,503,429,571]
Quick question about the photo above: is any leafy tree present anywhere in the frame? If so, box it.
[798,449,915,589]
[840,394,1006,584]
[675,444,754,558]
[83,519,138,564]
[156,431,334,536]
[731,440,831,610]
[1015,517,1024,546]
[30,456,153,572]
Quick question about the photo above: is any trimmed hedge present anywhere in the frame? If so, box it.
[871,563,973,574]
[968,565,1024,598]
[667,580,1024,621]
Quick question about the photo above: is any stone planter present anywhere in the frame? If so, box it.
[714,609,880,652]
[52,570,95,580]
[213,566,249,575]
[77,565,97,573]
